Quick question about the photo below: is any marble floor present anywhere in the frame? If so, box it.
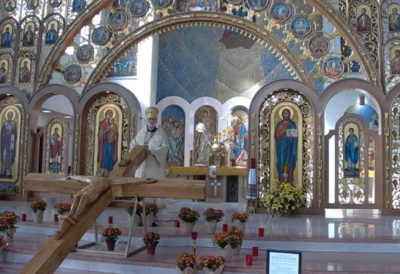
[1,201,400,273]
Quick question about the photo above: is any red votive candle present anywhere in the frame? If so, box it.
[246,255,253,266]
[252,247,258,256]
[223,224,228,232]
[191,232,198,240]
[258,228,264,237]
[108,216,113,224]
[231,159,236,166]
[21,213,26,222]
[175,220,180,228]
[54,214,58,222]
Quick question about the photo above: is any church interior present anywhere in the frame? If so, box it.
[1,0,400,273]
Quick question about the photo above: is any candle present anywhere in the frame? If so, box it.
[191,232,198,240]
[283,163,287,174]
[246,255,253,266]
[108,216,113,224]
[252,247,258,256]
[21,213,26,222]
[223,224,228,232]
[231,159,236,167]
[258,228,264,237]
[54,214,58,222]
[175,220,180,228]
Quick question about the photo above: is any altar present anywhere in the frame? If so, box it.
[167,166,248,203]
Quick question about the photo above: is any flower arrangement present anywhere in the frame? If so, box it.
[203,208,224,223]
[228,226,244,243]
[145,204,158,216]
[178,207,200,224]
[53,203,71,215]
[30,201,47,213]
[263,181,304,217]
[143,232,160,246]
[199,256,226,271]
[231,212,249,223]
[124,202,143,216]
[212,232,230,249]
[102,227,121,243]
[1,211,20,228]
[176,253,196,271]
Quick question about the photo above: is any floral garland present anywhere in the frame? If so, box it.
[143,232,160,246]
[102,227,121,242]
[176,253,196,271]
[203,208,224,223]
[178,207,200,223]
[30,201,47,213]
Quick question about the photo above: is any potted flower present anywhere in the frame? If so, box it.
[176,253,196,274]
[143,204,158,227]
[1,211,20,245]
[178,207,200,233]
[0,219,8,242]
[30,201,47,223]
[228,226,244,255]
[203,208,224,234]
[124,202,143,226]
[102,227,121,251]
[212,232,235,262]
[53,203,71,215]
[143,232,160,254]
[199,256,226,274]
[263,181,304,217]
[231,212,248,233]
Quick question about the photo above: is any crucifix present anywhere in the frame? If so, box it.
[20,146,206,274]
[210,180,221,197]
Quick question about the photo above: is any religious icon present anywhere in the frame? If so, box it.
[274,107,298,184]
[391,47,400,75]
[91,26,111,46]
[72,0,85,12]
[152,0,171,8]
[389,5,400,32]
[19,59,31,83]
[309,34,330,56]
[323,57,344,78]
[177,0,216,11]
[49,123,62,171]
[76,44,94,64]
[22,23,35,47]
[26,0,38,10]
[0,108,19,180]
[63,64,81,84]
[271,3,291,22]
[108,49,136,76]
[96,108,120,172]
[1,25,12,48]
[45,22,58,45]
[130,0,149,17]
[162,106,185,167]
[231,109,249,166]
[194,106,217,165]
[344,124,359,178]
[247,0,268,12]
[50,0,62,8]
[4,0,16,12]
[345,104,379,132]
[108,11,129,31]
[291,17,312,38]
[0,61,8,84]
[356,6,372,33]
[225,0,242,4]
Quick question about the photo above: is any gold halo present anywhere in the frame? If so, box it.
[51,123,62,133]
[279,105,294,119]
[5,109,16,120]
[103,107,116,119]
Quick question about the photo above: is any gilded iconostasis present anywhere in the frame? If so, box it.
[2,0,400,213]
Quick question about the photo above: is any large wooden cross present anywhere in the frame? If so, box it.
[20,146,206,274]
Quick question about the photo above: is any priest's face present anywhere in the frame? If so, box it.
[147,117,157,130]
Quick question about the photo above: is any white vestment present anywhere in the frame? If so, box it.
[130,126,168,179]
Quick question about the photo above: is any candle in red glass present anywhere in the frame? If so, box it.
[175,220,180,228]
[21,213,26,222]
[231,159,236,166]
[252,247,258,256]
[258,228,264,237]
[54,214,58,222]
[246,255,253,266]
[108,216,113,224]
[223,224,228,232]
[191,232,198,240]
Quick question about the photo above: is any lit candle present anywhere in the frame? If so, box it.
[54,214,58,222]
[246,255,253,266]
[284,163,287,175]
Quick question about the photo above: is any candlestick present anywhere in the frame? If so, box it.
[191,232,198,256]
[283,163,288,175]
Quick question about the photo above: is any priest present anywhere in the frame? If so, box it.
[130,107,168,224]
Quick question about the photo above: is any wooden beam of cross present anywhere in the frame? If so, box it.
[20,146,206,274]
